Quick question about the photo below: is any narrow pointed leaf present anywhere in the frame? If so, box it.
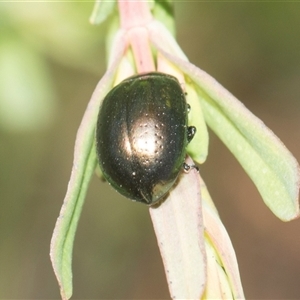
[152,47,300,222]
[51,145,97,300]
[201,177,245,299]
[150,157,206,300]
[203,238,235,299]
[50,43,125,299]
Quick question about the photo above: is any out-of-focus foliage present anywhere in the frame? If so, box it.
[0,2,107,132]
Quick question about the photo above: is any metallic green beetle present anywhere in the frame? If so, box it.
[96,72,196,205]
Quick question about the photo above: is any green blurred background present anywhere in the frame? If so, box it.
[1,2,300,299]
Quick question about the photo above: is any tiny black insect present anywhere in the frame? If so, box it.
[96,72,196,205]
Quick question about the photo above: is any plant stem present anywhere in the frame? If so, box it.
[118,1,155,73]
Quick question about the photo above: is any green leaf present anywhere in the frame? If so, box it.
[152,47,300,221]
[50,46,124,299]
[198,87,299,222]
[50,145,97,299]
[185,79,209,164]
[90,0,116,25]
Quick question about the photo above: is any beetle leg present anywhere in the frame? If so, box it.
[187,126,196,143]
[183,162,199,173]
[186,103,191,112]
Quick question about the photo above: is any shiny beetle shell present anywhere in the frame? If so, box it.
[96,72,193,205]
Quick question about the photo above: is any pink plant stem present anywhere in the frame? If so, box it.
[128,27,155,73]
[118,1,155,73]
[118,1,152,29]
